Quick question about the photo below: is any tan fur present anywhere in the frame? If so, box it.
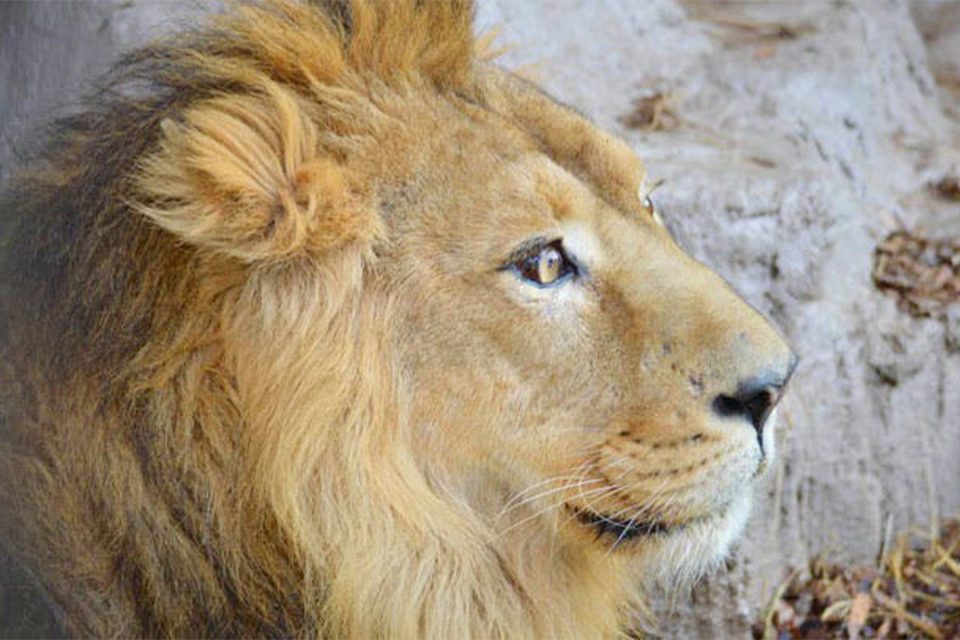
[0,1,794,637]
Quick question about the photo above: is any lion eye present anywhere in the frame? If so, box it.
[641,195,655,216]
[640,193,666,226]
[512,241,576,287]
[639,182,666,226]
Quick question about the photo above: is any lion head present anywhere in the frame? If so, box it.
[0,0,795,637]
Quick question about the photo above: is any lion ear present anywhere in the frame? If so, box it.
[136,87,379,262]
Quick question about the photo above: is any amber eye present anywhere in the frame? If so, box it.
[641,195,655,217]
[639,181,665,225]
[510,240,576,287]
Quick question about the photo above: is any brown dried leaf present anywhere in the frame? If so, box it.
[932,174,960,201]
[873,230,960,318]
[761,516,960,639]
[621,93,679,131]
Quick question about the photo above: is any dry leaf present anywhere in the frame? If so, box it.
[845,592,871,639]
[932,174,960,201]
[621,93,679,131]
[759,517,960,639]
[873,230,960,317]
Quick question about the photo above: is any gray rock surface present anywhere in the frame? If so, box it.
[2,1,958,637]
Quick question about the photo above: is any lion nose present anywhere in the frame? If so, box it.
[712,354,797,444]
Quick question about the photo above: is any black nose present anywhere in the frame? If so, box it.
[713,383,781,434]
[712,355,797,445]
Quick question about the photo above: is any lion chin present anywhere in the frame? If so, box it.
[0,0,796,638]
[588,495,753,582]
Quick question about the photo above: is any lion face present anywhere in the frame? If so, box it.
[383,95,795,573]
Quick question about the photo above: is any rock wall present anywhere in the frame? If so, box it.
[2,1,958,636]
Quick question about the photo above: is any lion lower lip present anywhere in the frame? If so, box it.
[568,505,683,541]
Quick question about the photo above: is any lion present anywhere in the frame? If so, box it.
[0,0,796,637]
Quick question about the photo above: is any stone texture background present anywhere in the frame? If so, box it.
[1,1,958,637]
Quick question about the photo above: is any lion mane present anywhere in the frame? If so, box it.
[0,0,795,637]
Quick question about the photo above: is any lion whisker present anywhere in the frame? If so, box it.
[605,480,673,553]
[494,483,618,540]
[495,478,604,522]
[496,463,596,518]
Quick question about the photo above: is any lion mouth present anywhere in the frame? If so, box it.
[567,505,685,542]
